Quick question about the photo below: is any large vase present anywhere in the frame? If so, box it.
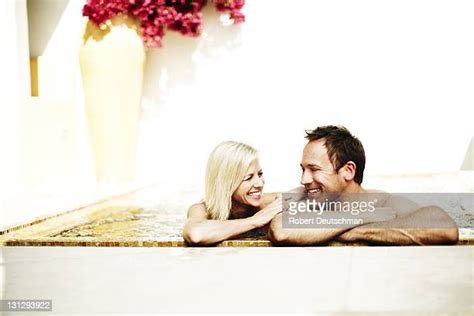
[79,15,146,182]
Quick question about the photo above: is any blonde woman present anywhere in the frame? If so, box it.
[183,141,282,246]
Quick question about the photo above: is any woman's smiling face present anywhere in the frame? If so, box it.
[232,159,265,208]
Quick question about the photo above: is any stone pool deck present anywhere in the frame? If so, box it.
[2,246,473,314]
[0,184,473,247]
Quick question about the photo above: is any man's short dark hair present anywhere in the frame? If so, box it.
[305,125,366,184]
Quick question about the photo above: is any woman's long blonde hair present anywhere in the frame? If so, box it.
[205,141,258,220]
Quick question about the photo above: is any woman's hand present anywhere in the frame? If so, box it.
[251,195,283,228]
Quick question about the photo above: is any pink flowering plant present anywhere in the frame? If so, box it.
[83,0,245,47]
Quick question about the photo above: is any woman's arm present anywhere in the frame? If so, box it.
[183,198,282,246]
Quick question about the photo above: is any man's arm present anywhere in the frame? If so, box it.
[268,187,356,245]
[337,205,459,245]
[268,193,458,246]
[267,213,356,245]
[267,207,396,246]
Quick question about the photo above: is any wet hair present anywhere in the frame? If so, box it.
[204,141,258,220]
[305,125,366,184]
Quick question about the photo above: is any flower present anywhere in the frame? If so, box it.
[83,0,245,47]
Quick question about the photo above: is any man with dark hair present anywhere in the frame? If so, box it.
[268,125,459,246]
[305,126,366,184]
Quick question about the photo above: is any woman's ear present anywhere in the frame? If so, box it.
[342,161,357,181]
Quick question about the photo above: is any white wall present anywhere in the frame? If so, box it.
[1,0,473,228]
[138,0,474,189]
[0,0,30,97]
[0,0,92,229]
[0,0,31,227]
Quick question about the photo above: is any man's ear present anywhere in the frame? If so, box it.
[341,161,357,181]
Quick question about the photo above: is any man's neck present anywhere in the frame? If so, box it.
[344,181,365,194]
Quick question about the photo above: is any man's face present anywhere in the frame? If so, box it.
[300,140,347,198]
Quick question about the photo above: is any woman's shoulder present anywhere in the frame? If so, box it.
[187,201,210,219]
[189,201,206,209]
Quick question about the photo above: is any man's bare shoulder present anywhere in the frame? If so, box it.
[365,189,386,194]
[365,189,420,215]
